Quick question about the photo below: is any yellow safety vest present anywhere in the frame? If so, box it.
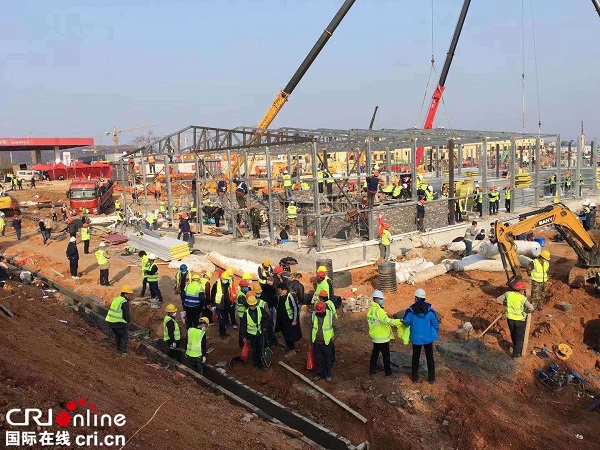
[159,201,166,212]
[287,205,297,219]
[105,296,127,324]
[146,263,159,282]
[115,201,121,210]
[367,301,399,343]
[284,294,295,320]
[282,173,292,187]
[214,281,226,305]
[141,255,149,277]
[315,280,330,300]
[505,291,527,321]
[301,182,311,190]
[381,229,391,246]
[392,186,402,197]
[531,259,548,283]
[312,310,334,345]
[504,189,511,200]
[186,328,205,358]
[81,228,90,241]
[317,170,323,182]
[184,281,202,307]
[163,315,181,341]
[245,307,262,335]
[95,249,108,266]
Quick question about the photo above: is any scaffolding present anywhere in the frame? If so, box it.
[121,125,598,251]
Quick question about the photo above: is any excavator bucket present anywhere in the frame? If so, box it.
[568,230,600,287]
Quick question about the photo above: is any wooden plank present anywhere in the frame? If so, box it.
[522,313,532,356]
[278,361,368,424]
[268,421,304,437]
[478,313,503,339]
[50,268,65,278]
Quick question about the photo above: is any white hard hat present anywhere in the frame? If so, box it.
[69,237,76,242]
[584,199,591,206]
[591,203,596,207]
[283,170,288,174]
[428,186,433,192]
[415,288,426,299]
[372,290,384,300]
[99,242,106,247]
[289,201,294,205]
[475,184,480,188]
[148,253,156,260]
[402,183,407,188]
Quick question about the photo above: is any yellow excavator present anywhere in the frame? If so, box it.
[230,0,356,177]
[495,203,600,288]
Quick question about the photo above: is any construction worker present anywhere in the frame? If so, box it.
[317,167,324,194]
[391,182,402,200]
[581,199,592,230]
[179,214,191,242]
[453,199,463,223]
[416,199,425,232]
[199,271,213,322]
[104,286,133,355]
[250,206,262,239]
[139,251,149,297]
[316,289,337,318]
[463,220,478,256]
[0,212,5,237]
[66,236,79,279]
[163,303,181,358]
[380,223,392,262]
[189,201,197,221]
[496,281,534,358]
[311,300,335,382]
[367,290,401,376]
[95,242,111,286]
[504,185,512,212]
[530,250,550,310]
[183,273,204,328]
[587,203,597,231]
[488,187,499,215]
[475,185,483,217]
[217,174,227,205]
[275,283,302,352]
[425,185,434,201]
[258,259,273,287]
[159,198,167,214]
[148,155,156,174]
[366,171,380,209]
[312,271,334,304]
[211,271,235,339]
[565,173,572,194]
[12,213,22,240]
[402,288,439,384]
[145,212,157,231]
[116,210,125,231]
[251,282,267,309]
[382,182,394,197]
[114,199,121,211]
[174,264,189,305]
[235,178,248,209]
[144,254,163,303]
[287,201,297,236]
[282,169,293,200]
[241,293,270,369]
[80,223,91,254]
[236,278,251,347]
[186,317,209,373]
[324,169,334,195]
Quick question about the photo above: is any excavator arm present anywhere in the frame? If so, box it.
[495,203,598,286]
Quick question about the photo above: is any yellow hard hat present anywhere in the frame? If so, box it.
[191,273,201,280]
[242,272,253,280]
[317,265,327,273]
[166,304,177,313]
[199,317,210,326]
[226,268,234,276]
[246,295,258,306]
[251,282,262,293]
[540,250,551,261]
[263,259,271,267]
[204,271,213,279]
[120,285,134,294]
[221,271,231,280]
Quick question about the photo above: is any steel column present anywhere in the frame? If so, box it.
[227,148,236,237]
[311,142,323,251]
[385,146,391,185]
[593,138,598,195]
[141,154,149,217]
[448,139,455,225]
[435,146,440,178]
[366,140,374,240]
[457,143,462,176]
[534,137,541,207]
[556,135,562,200]
[481,139,488,215]
[411,139,417,200]
[163,155,174,228]
[495,144,500,178]
[265,147,275,243]
[510,138,516,208]
[576,136,583,198]
[195,154,203,234]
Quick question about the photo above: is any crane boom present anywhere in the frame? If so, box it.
[416,0,472,167]
[368,105,379,131]
[593,0,600,17]
[256,0,356,131]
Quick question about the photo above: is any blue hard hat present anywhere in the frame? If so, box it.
[180,264,188,272]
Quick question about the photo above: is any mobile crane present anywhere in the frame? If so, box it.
[230,0,356,177]
[495,203,600,288]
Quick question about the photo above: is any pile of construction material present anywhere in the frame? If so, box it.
[342,294,370,313]
[395,258,434,283]
[168,254,215,274]
[128,233,190,261]
[207,252,259,278]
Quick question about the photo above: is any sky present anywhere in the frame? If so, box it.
[1,0,599,147]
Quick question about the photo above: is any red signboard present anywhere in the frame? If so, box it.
[0,138,94,147]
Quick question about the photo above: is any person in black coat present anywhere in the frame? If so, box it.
[261,276,278,322]
[12,214,22,240]
[66,237,79,279]
[275,283,302,351]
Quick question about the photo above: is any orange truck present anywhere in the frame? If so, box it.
[68,180,115,215]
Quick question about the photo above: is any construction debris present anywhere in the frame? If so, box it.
[342,294,370,313]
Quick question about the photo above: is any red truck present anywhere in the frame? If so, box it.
[68,180,115,215]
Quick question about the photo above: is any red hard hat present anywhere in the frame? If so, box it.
[273,266,283,274]
[315,301,327,313]
[384,223,391,230]
[514,281,527,290]
[318,290,328,298]
[238,279,249,287]
[316,271,326,278]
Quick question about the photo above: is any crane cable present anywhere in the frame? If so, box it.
[530,0,542,134]
[415,0,436,127]
[521,0,526,131]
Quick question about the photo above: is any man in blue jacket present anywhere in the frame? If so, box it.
[403,288,439,384]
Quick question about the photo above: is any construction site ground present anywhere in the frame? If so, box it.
[1,180,600,449]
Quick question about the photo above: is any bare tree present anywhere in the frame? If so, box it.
[131,130,156,149]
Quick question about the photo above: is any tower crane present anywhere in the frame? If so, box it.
[106,125,153,154]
